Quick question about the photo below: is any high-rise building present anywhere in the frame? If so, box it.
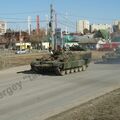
[113,20,119,25]
[76,20,90,34]
[118,22,120,30]
[90,24,112,33]
[113,20,120,32]
[112,20,120,32]
[0,20,7,35]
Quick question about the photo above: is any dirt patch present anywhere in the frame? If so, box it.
[91,51,110,60]
[0,53,49,70]
[46,88,120,120]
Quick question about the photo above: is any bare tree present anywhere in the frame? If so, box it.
[30,29,46,49]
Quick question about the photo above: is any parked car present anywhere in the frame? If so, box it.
[15,49,29,54]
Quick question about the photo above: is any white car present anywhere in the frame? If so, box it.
[15,49,28,54]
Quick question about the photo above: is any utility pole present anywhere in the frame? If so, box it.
[19,28,22,51]
[28,16,31,35]
[45,15,49,35]
[50,4,55,50]
[55,13,57,29]
[65,12,68,34]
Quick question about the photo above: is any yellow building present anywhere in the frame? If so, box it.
[15,42,32,50]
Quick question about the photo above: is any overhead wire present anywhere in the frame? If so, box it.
[57,12,117,22]
[57,21,76,29]
[0,10,48,15]
[57,12,76,31]
[1,10,116,31]
[6,20,47,24]
[58,17,75,27]
[57,13,76,25]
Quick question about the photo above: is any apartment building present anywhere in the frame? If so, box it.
[76,20,90,34]
[90,24,112,32]
[113,20,120,32]
[0,20,7,35]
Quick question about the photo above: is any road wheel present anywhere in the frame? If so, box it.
[60,70,65,76]
[65,69,70,74]
[70,69,74,73]
[56,67,65,76]
[82,65,86,71]
[78,67,82,72]
[74,68,78,72]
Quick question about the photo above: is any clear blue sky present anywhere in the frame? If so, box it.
[0,0,120,31]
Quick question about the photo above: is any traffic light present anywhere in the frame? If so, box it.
[49,21,52,28]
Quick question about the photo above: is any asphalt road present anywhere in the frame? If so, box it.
[0,62,120,120]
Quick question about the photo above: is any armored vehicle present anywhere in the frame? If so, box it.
[102,47,120,62]
[31,50,91,75]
